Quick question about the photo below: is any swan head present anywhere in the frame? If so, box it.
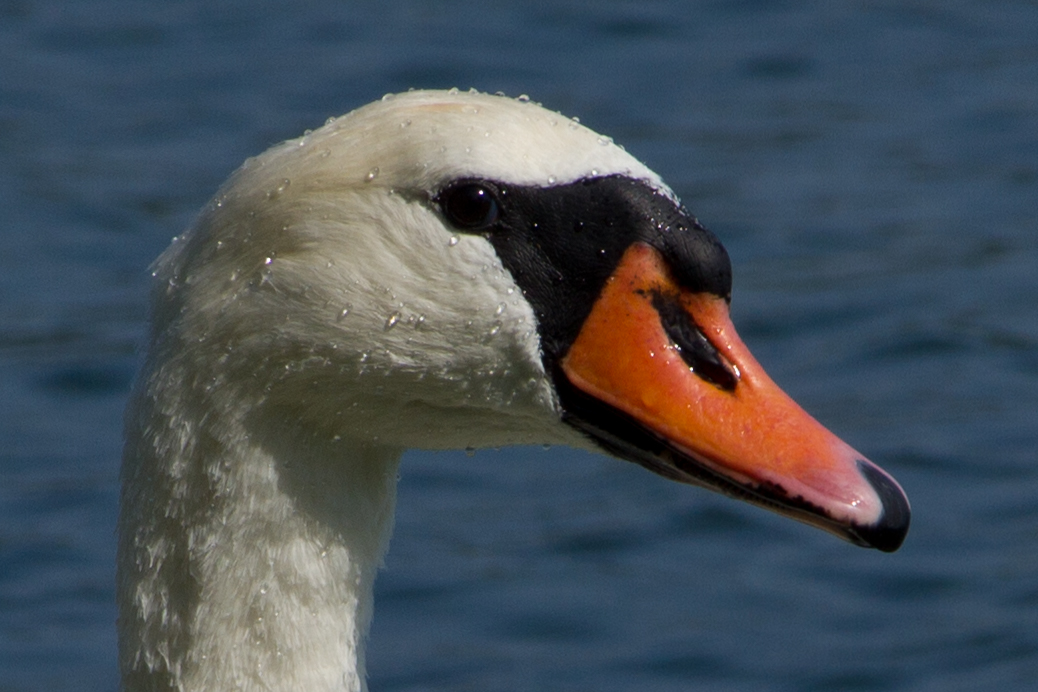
[147,89,909,552]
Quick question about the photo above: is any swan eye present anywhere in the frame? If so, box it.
[437,182,501,231]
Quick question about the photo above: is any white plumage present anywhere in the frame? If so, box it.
[120,90,670,691]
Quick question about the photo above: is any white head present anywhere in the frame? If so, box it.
[146,90,669,451]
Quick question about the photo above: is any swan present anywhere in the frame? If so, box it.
[118,89,910,691]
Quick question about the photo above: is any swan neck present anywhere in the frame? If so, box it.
[118,381,402,692]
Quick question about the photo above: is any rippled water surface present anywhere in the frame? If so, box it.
[2,2,1037,691]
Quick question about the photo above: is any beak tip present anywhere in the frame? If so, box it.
[855,460,911,552]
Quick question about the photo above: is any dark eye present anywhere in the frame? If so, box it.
[437,182,501,231]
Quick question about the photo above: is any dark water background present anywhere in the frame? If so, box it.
[2,1,1037,690]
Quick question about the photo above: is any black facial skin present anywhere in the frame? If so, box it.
[435,175,732,368]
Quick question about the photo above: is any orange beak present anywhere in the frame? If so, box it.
[560,242,909,551]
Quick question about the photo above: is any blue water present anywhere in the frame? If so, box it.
[2,1,1037,690]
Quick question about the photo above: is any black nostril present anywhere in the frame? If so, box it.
[854,461,911,552]
[650,291,737,392]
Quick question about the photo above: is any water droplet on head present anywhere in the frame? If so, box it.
[547,175,556,185]
[384,312,401,330]
[448,87,460,95]
[381,93,395,101]
[337,305,351,321]
[516,94,531,102]
[365,167,380,182]
[448,235,459,246]
[267,179,291,199]
[495,302,506,316]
